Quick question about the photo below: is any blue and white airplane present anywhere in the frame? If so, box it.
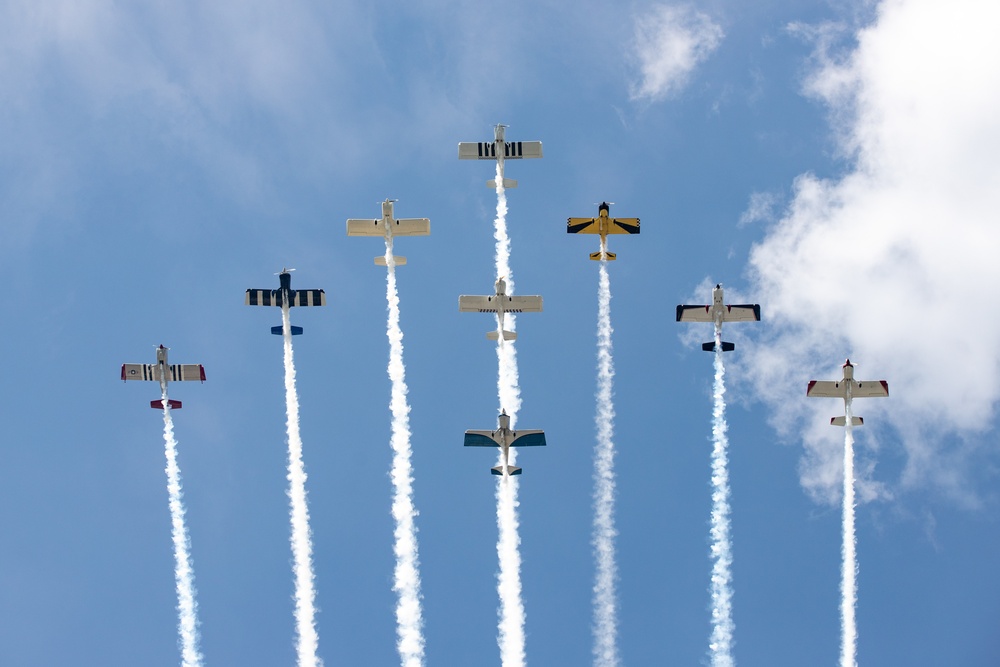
[245,268,326,335]
[464,410,546,476]
[121,345,205,410]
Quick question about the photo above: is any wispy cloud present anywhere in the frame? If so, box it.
[629,5,723,102]
[738,191,781,227]
[742,0,1000,505]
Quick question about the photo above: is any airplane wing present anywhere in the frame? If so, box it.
[121,364,205,382]
[721,305,761,322]
[246,289,278,306]
[458,141,543,160]
[510,430,546,447]
[567,217,599,234]
[346,218,430,237]
[458,295,543,313]
[853,381,889,398]
[290,290,326,307]
[464,430,500,447]
[609,218,640,235]
[806,381,845,398]
[676,305,713,322]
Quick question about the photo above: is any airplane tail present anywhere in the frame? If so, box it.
[375,255,407,266]
[491,465,522,476]
[151,399,182,410]
[702,341,735,352]
[589,251,617,261]
[487,178,518,189]
[831,416,864,427]
[271,325,304,336]
[487,330,517,341]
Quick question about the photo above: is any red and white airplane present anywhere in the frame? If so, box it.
[121,345,205,410]
[807,359,889,426]
[458,123,543,189]
[676,283,760,352]
[346,198,430,266]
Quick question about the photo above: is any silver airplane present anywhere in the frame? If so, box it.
[459,277,542,341]
[121,345,205,410]
[676,283,761,351]
[807,359,889,426]
[346,198,430,266]
[464,410,546,476]
[458,123,543,189]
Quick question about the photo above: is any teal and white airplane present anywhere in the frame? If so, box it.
[464,410,546,476]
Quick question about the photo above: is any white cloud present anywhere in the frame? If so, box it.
[743,0,1000,505]
[738,190,781,227]
[629,4,723,102]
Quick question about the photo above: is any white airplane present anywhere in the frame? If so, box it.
[458,123,543,189]
[346,198,430,266]
[464,410,546,476]
[245,268,326,335]
[676,283,761,351]
[807,359,889,426]
[459,277,542,341]
[121,345,205,410]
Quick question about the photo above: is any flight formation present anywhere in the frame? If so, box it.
[120,123,890,667]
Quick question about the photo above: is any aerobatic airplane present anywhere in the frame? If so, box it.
[459,277,542,341]
[807,359,889,426]
[458,123,543,189]
[346,198,430,266]
[567,202,640,260]
[121,345,205,409]
[676,283,761,351]
[464,410,546,476]
[245,268,326,335]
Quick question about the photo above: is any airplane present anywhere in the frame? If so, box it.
[464,410,546,476]
[676,283,761,351]
[121,345,205,409]
[459,277,542,341]
[567,202,640,260]
[807,359,889,426]
[458,123,543,189]
[346,198,430,266]
[245,268,326,335]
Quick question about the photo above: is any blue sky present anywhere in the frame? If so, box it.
[1,0,999,665]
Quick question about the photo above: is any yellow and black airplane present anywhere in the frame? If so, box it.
[567,202,640,260]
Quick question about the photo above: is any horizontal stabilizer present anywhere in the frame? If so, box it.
[831,416,864,426]
[487,330,517,341]
[487,178,518,189]
[271,325,303,336]
[375,256,407,266]
[151,399,182,410]
[702,341,735,352]
[589,251,616,261]
[491,465,522,476]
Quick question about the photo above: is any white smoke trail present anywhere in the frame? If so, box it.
[708,328,734,667]
[160,392,204,667]
[841,402,858,667]
[383,241,425,667]
[592,252,620,667]
[281,303,322,667]
[493,164,526,667]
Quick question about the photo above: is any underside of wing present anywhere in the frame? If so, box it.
[722,304,762,322]
[169,364,206,382]
[291,290,326,307]
[458,142,495,160]
[567,218,599,234]
[458,295,494,312]
[504,141,543,159]
[676,305,713,322]
[853,381,889,398]
[609,218,640,234]
[121,363,159,381]
[464,431,500,447]
[806,380,845,398]
[246,289,278,306]
[505,295,543,312]
[511,431,546,447]
[392,218,431,236]
[346,219,384,236]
